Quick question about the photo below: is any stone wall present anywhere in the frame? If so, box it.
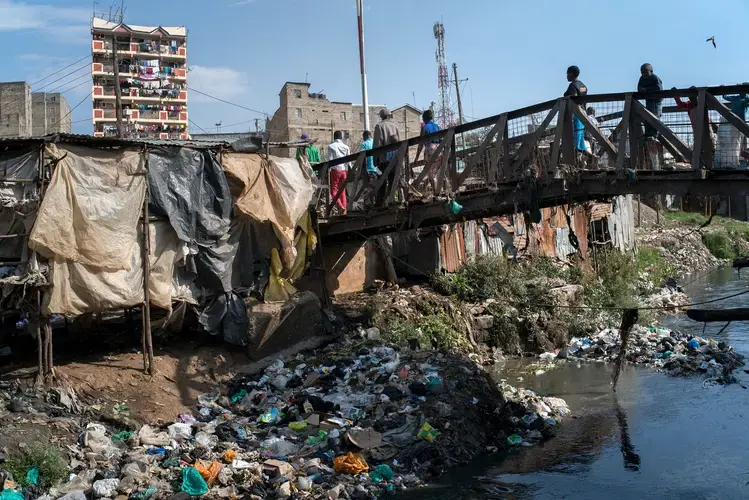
[0,82,32,138]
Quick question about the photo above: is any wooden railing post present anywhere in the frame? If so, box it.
[692,88,708,171]
[617,94,633,171]
[561,100,575,166]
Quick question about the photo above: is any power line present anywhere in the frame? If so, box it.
[29,55,91,87]
[36,60,92,93]
[189,87,267,116]
[47,74,92,94]
[46,91,93,135]
[188,118,209,134]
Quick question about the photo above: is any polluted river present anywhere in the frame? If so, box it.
[400,266,749,500]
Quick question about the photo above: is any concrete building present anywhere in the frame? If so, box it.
[0,82,32,138]
[91,18,188,139]
[31,93,72,135]
[267,82,422,158]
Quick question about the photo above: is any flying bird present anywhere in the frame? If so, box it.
[706,36,717,48]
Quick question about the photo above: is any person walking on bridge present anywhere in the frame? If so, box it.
[415,109,442,194]
[564,65,588,153]
[328,131,351,215]
[374,108,401,205]
[719,93,749,167]
[637,63,663,139]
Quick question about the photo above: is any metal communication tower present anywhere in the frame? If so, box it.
[433,22,454,129]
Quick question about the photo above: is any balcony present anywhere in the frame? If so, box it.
[92,86,188,103]
[92,40,187,60]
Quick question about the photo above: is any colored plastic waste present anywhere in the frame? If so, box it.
[306,430,328,446]
[25,466,39,486]
[195,460,222,487]
[417,422,440,442]
[0,491,24,500]
[288,421,308,432]
[446,199,463,214]
[130,488,158,500]
[688,339,700,349]
[230,389,247,403]
[369,464,394,483]
[332,452,369,474]
[180,467,208,496]
[112,431,134,441]
[507,434,523,446]
[260,408,280,424]
[222,450,237,463]
[146,448,166,455]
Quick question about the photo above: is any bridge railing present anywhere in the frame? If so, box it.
[316,84,749,218]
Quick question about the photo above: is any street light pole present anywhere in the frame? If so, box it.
[356,0,370,132]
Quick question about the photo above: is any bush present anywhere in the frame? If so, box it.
[4,443,67,489]
[384,314,468,350]
[702,231,736,259]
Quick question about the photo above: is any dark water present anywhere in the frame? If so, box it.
[403,266,749,499]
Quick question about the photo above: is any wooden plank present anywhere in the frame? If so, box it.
[691,89,707,170]
[501,123,510,181]
[371,143,404,195]
[510,102,559,172]
[413,128,455,189]
[345,152,366,211]
[616,94,632,170]
[632,99,692,163]
[487,114,507,184]
[454,114,505,189]
[386,142,409,205]
[561,101,575,166]
[572,104,618,166]
[435,131,455,194]
[659,135,687,163]
[706,92,749,138]
[549,98,567,175]
[687,308,749,322]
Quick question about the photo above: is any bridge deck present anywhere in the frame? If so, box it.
[314,85,749,242]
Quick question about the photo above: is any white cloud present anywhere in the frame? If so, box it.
[0,1,89,31]
[189,65,250,103]
[230,0,255,6]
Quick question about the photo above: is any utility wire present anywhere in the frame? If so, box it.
[48,75,91,95]
[46,91,93,135]
[35,60,92,93]
[188,118,209,134]
[189,87,267,116]
[29,55,91,87]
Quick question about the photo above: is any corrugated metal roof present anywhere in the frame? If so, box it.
[0,133,271,152]
[440,225,465,273]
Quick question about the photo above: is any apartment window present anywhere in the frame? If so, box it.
[295,108,302,119]
[343,130,350,140]
[293,89,302,98]
[340,111,347,121]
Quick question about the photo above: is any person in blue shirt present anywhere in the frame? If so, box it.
[360,130,375,174]
[563,65,588,153]
[415,110,442,193]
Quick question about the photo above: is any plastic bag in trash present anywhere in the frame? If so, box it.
[180,467,208,496]
[507,434,523,446]
[332,452,369,474]
[195,461,222,487]
[417,422,440,442]
[369,464,394,483]
[25,466,39,486]
[0,491,24,500]
[168,423,193,441]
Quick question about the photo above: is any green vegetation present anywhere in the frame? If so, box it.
[385,313,468,351]
[665,210,749,260]
[4,443,67,489]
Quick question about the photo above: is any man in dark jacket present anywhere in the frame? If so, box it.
[564,65,588,152]
[638,63,663,138]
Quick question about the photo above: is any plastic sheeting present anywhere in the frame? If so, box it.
[148,147,231,247]
[222,153,315,269]
[30,144,146,271]
[46,221,180,315]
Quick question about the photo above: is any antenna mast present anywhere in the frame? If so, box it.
[433,22,454,129]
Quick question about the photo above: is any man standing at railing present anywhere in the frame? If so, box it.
[415,109,441,194]
[564,65,588,153]
[721,93,749,167]
[328,131,351,215]
[373,108,401,205]
[637,63,663,139]
[296,133,321,165]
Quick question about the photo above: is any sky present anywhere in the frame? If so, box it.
[1,0,748,135]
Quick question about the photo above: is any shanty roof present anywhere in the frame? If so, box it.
[391,104,423,115]
[92,17,187,38]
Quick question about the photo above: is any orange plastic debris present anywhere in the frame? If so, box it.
[332,452,369,475]
[223,450,237,463]
[195,460,222,486]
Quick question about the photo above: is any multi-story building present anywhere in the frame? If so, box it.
[267,82,422,158]
[90,17,188,140]
[0,82,32,138]
[32,92,72,135]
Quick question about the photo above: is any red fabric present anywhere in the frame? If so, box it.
[330,169,347,213]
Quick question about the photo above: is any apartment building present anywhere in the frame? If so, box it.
[0,82,32,138]
[267,82,422,158]
[91,17,188,139]
[32,92,72,135]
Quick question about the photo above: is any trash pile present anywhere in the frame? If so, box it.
[0,342,570,499]
[556,325,745,383]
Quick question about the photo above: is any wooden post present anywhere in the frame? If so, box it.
[112,35,124,138]
[35,290,43,386]
[43,317,53,379]
[692,89,708,171]
[637,195,641,226]
[141,153,154,375]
